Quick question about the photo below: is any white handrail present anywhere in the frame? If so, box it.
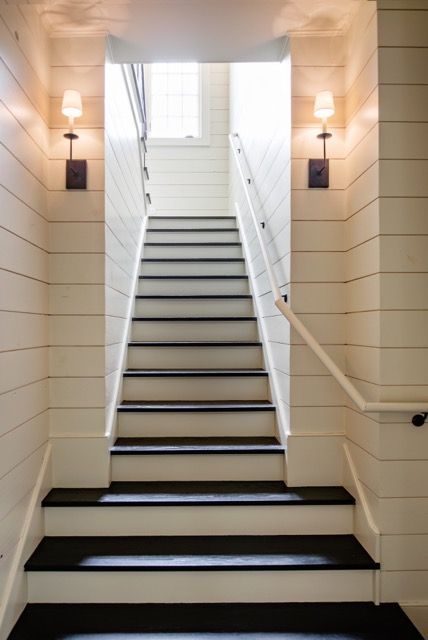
[229,132,428,417]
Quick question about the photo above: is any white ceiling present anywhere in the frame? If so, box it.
[32,0,363,62]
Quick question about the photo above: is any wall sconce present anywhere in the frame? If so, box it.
[62,89,87,190]
[308,90,335,188]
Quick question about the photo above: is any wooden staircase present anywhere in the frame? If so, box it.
[8,216,423,639]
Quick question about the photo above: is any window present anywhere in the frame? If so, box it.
[146,63,209,145]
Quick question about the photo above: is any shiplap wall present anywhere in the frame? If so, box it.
[105,60,146,443]
[287,34,346,485]
[343,0,428,617]
[48,35,109,487]
[147,63,229,217]
[229,55,291,453]
[0,4,50,633]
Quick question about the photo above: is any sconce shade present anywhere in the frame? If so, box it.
[62,90,83,118]
[314,90,335,119]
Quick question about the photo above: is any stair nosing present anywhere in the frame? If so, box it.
[144,242,242,246]
[131,317,257,321]
[147,228,239,233]
[123,369,268,377]
[138,275,248,280]
[117,401,276,412]
[24,535,379,572]
[127,341,262,347]
[141,259,245,263]
[41,482,356,508]
[135,294,252,299]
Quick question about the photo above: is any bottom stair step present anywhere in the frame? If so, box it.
[9,603,424,639]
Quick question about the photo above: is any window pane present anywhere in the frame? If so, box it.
[183,95,198,117]
[151,73,167,95]
[168,95,182,117]
[168,73,182,94]
[182,74,198,95]
[149,63,201,139]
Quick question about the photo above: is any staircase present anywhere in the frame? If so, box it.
[9,216,423,638]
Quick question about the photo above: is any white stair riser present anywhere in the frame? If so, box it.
[131,321,259,342]
[141,262,246,276]
[134,298,254,317]
[111,453,284,481]
[148,218,237,230]
[127,346,264,370]
[122,377,269,401]
[44,505,354,537]
[144,246,243,259]
[146,231,240,243]
[138,279,249,295]
[118,410,276,437]
[27,570,374,603]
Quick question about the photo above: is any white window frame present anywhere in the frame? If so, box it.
[145,63,210,147]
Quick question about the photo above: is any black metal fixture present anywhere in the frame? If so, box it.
[309,90,335,189]
[412,412,428,427]
[62,89,87,190]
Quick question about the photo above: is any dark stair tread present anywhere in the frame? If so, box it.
[42,481,355,507]
[9,603,424,639]
[117,400,275,412]
[139,275,248,279]
[144,242,242,246]
[128,341,262,347]
[123,369,268,377]
[131,317,257,321]
[135,295,252,299]
[111,437,283,455]
[142,258,245,262]
[147,228,239,232]
[149,216,236,219]
[25,535,379,572]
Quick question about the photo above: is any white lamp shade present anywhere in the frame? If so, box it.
[314,90,335,119]
[62,90,83,118]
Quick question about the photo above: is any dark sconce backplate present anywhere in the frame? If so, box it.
[66,159,87,190]
[308,158,329,188]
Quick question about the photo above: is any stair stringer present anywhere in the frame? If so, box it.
[236,206,289,477]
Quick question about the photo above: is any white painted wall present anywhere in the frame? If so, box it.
[286,33,346,486]
[344,0,428,616]
[104,60,147,443]
[229,55,291,451]
[147,64,229,218]
[0,5,51,635]
[48,34,109,487]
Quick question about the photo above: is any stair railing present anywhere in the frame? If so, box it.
[229,132,428,425]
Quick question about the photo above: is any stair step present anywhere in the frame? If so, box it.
[25,535,378,573]
[128,341,262,347]
[9,602,425,639]
[130,318,258,342]
[127,343,264,370]
[117,400,275,413]
[144,243,243,258]
[140,259,247,275]
[123,369,268,377]
[42,482,355,508]
[42,483,355,536]
[111,437,283,455]
[137,276,249,295]
[134,296,254,318]
[146,231,240,243]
